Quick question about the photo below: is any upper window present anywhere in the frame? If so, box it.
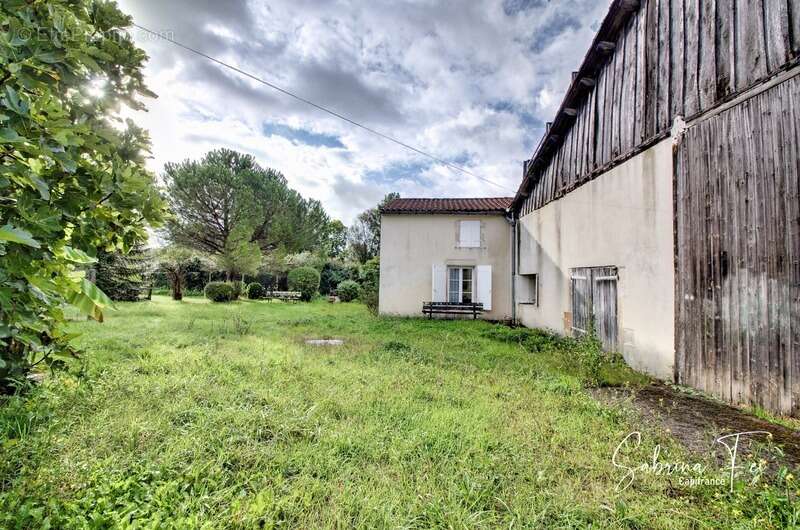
[458,220,481,248]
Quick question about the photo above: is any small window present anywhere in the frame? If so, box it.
[458,220,481,248]
[448,266,474,303]
[519,273,538,306]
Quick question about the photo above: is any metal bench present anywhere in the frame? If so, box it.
[422,302,484,319]
[265,291,302,302]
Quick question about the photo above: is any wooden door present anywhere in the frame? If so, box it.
[570,266,619,352]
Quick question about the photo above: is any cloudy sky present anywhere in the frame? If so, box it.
[118,0,611,224]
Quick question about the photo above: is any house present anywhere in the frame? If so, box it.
[378,198,513,321]
[379,0,800,416]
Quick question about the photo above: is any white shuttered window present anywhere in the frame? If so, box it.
[458,220,481,247]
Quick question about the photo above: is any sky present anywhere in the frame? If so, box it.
[117,0,611,224]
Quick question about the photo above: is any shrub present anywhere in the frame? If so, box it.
[246,282,265,300]
[360,257,380,315]
[336,280,361,302]
[288,267,320,301]
[205,282,235,303]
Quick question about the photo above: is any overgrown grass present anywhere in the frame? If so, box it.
[0,297,797,528]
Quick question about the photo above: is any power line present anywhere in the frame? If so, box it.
[131,23,515,193]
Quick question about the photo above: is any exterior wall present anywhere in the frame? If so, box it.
[518,0,800,217]
[379,214,512,320]
[516,138,674,379]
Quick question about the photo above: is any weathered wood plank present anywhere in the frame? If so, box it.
[644,0,660,137]
[657,0,672,128]
[622,15,638,151]
[611,31,624,158]
[684,0,701,116]
[715,0,735,100]
[634,8,647,143]
[585,85,597,177]
[734,0,768,88]
[698,0,717,109]
[763,0,792,73]
[670,0,685,117]
[792,0,800,56]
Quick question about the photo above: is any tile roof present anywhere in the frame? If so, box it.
[380,197,513,215]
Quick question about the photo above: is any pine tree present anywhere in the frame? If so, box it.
[95,243,154,302]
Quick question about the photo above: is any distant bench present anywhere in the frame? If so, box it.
[265,291,302,302]
[422,302,484,319]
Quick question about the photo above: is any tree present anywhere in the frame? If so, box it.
[347,193,399,263]
[288,266,320,301]
[163,149,334,275]
[157,246,210,301]
[214,224,262,281]
[323,219,347,258]
[0,0,166,388]
[95,242,154,302]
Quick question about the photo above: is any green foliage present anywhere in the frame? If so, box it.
[348,193,399,263]
[204,282,235,303]
[324,219,348,257]
[0,0,165,388]
[288,266,320,301]
[95,242,153,302]
[320,260,358,295]
[246,282,266,300]
[360,257,380,314]
[479,324,648,388]
[163,148,336,277]
[156,246,210,301]
[336,280,361,302]
[215,224,262,279]
[229,280,244,300]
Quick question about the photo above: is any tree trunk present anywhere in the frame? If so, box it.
[170,273,183,301]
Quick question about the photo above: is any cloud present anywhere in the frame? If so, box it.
[118,0,612,223]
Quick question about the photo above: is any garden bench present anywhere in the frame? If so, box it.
[265,291,302,302]
[422,302,484,319]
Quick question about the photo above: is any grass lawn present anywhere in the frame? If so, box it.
[1,297,796,528]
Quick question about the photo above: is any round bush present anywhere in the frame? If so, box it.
[336,280,361,302]
[246,282,265,300]
[205,281,235,302]
[288,266,320,302]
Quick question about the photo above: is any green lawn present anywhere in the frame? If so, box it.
[0,297,795,528]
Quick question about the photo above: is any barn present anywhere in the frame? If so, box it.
[511,0,800,415]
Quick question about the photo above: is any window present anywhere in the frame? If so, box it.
[458,220,481,248]
[448,266,474,303]
[519,273,538,306]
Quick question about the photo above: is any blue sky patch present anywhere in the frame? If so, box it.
[262,122,345,148]
[364,160,434,185]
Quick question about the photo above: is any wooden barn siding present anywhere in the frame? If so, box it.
[520,0,800,217]
[675,74,800,416]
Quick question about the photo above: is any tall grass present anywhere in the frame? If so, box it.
[0,297,796,528]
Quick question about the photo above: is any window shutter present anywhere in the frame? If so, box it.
[476,265,492,310]
[432,264,446,302]
[459,220,481,247]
